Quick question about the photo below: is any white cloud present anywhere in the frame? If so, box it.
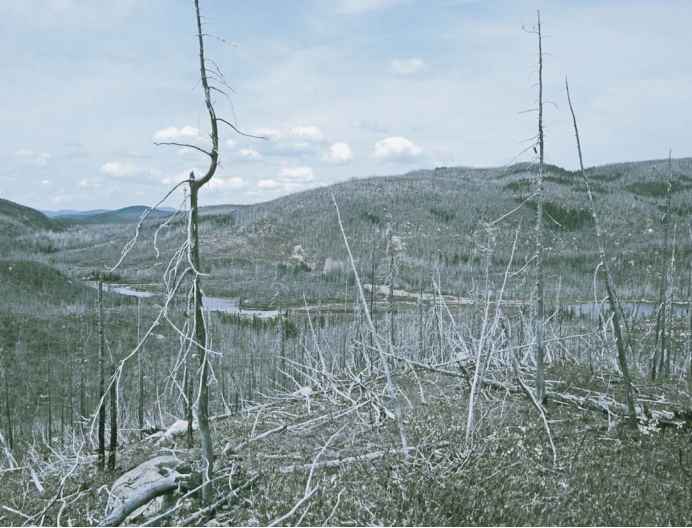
[238,148,262,161]
[278,166,314,182]
[100,161,138,177]
[15,149,51,167]
[373,136,422,161]
[254,128,282,141]
[257,179,280,189]
[251,126,324,159]
[324,142,353,164]
[153,125,201,142]
[225,139,236,149]
[79,178,102,189]
[288,125,324,142]
[337,0,401,14]
[161,167,199,186]
[256,166,317,193]
[390,57,426,76]
[208,176,245,190]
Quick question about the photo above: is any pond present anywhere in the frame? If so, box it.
[95,283,280,319]
[96,282,690,323]
[562,301,689,320]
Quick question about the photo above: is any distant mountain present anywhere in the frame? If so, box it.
[43,208,109,218]
[58,206,175,224]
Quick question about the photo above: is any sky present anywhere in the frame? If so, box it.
[2,0,691,211]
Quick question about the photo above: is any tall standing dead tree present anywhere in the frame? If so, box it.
[652,152,673,380]
[533,10,546,402]
[108,344,118,471]
[97,277,105,471]
[188,0,219,503]
[155,0,265,502]
[565,78,636,419]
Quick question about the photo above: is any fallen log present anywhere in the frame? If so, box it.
[546,390,691,428]
[100,473,180,527]
[100,455,191,527]
[278,442,450,474]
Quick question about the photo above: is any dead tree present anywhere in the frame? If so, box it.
[688,225,692,389]
[188,0,219,503]
[565,79,636,419]
[108,345,118,471]
[2,354,13,450]
[98,277,106,470]
[533,10,546,402]
[137,298,144,439]
[652,152,673,380]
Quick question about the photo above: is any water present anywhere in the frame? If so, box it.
[562,301,689,320]
[97,282,688,322]
[202,296,279,319]
[104,284,155,299]
[94,283,279,318]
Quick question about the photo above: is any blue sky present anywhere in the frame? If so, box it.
[2,0,691,210]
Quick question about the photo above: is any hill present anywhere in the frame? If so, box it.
[186,156,692,302]
[0,197,55,234]
[58,206,174,224]
[0,259,92,312]
[42,208,109,218]
[26,156,692,304]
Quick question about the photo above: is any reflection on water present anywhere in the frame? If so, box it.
[202,296,279,319]
[95,282,690,322]
[103,284,155,299]
[96,283,279,318]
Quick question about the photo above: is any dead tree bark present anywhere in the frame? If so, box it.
[565,78,636,419]
[653,152,673,380]
[100,473,181,527]
[534,10,546,402]
[2,358,12,450]
[688,225,692,389]
[188,0,220,504]
[664,222,677,377]
[98,277,106,470]
[108,348,117,471]
[137,298,144,439]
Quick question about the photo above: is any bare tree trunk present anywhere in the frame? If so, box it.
[137,298,144,439]
[3,362,13,450]
[47,384,52,447]
[189,0,220,503]
[653,152,673,380]
[108,351,117,471]
[98,278,105,470]
[688,226,692,390]
[565,79,636,420]
[534,10,546,402]
[386,225,397,349]
[184,358,193,448]
[189,177,213,502]
[664,223,676,377]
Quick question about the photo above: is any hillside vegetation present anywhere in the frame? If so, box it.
[3,157,691,306]
[11,157,685,306]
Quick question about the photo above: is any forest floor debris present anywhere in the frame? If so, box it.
[0,365,690,526]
